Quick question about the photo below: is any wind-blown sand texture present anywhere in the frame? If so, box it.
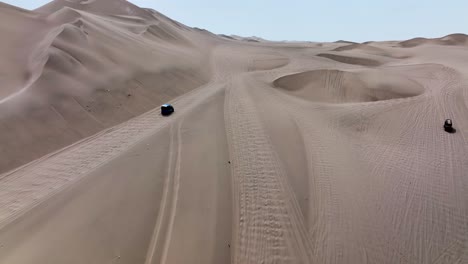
[0,1,467,263]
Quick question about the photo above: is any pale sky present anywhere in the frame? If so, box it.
[3,0,468,42]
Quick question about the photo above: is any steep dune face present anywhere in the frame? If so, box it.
[0,0,213,173]
[0,3,48,101]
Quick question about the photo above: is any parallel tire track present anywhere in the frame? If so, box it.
[225,75,313,264]
[144,122,178,264]
[0,80,222,229]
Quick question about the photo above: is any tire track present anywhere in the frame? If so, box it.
[144,123,177,264]
[225,75,313,263]
[160,119,183,264]
[253,61,468,263]
[0,80,222,229]
[0,41,233,253]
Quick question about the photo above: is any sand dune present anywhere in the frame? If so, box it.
[332,43,411,59]
[333,43,384,52]
[36,0,154,18]
[334,40,357,44]
[0,1,467,264]
[400,33,468,48]
[249,56,290,71]
[0,0,212,172]
[334,44,411,61]
[273,68,424,103]
[317,53,382,66]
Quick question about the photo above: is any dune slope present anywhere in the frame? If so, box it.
[0,0,212,173]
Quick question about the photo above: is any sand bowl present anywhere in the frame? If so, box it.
[273,69,425,103]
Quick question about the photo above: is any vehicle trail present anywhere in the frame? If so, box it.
[144,123,176,264]
[225,70,314,263]
[160,119,183,264]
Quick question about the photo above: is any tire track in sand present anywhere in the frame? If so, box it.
[257,63,468,263]
[144,119,184,264]
[225,75,313,264]
[160,119,183,264]
[0,80,221,229]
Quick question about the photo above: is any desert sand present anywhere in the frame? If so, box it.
[0,0,467,263]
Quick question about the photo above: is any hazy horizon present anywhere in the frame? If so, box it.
[3,0,468,42]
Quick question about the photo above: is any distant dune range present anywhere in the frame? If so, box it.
[400,33,468,47]
[0,1,467,264]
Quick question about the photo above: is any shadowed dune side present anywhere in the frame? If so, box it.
[0,1,213,173]
[400,37,431,48]
[0,3,49,101]
[334,40,357,44]
[333,43,385,53]
[440,33,468,45]
[218,34,236,40]
[332,43,410,59]
[273,69,425,103]
[317,53,382,66]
